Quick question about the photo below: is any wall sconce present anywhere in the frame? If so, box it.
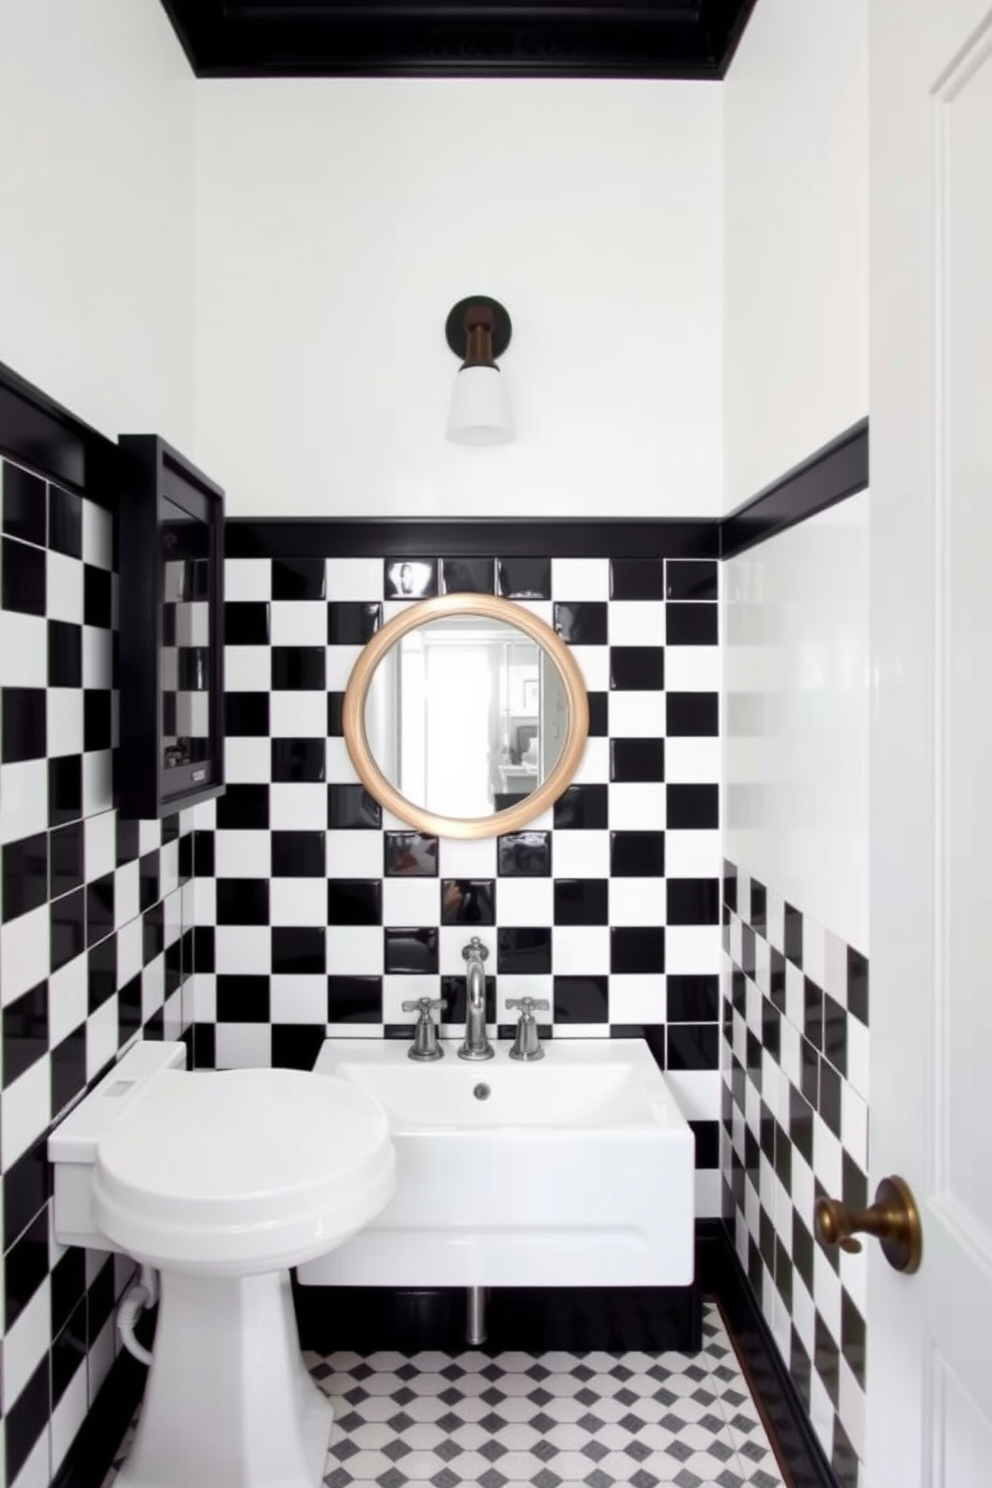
[445,296,513,446]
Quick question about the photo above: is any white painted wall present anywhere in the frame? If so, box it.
[723,490,869,953]
[0,0,195,449]
[193,80,723,518]
[723,0,868,512]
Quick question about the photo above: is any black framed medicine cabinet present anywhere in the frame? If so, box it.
[117,435,226,818]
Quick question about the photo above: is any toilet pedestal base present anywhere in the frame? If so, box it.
[118,1268,333,1488]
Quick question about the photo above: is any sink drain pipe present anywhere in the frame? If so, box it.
[466,1286,487,1347]
[118,1265,159,1366]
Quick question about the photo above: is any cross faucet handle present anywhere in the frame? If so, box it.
[506,997,550,1013]
[401,997,448,1014]
[402,998,448,1062]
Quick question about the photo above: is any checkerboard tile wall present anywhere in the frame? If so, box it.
[191,550,723,1212]
[0,459,196,1488]
[720,862,868,1488]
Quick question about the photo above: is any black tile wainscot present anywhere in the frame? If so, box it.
[722,861,869,1488]
[191,529,724,1219]
[0,444,196,1485]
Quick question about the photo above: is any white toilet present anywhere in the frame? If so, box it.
[48,1041,395,1488]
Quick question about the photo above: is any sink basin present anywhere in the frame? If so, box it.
[296,1038,693,1290]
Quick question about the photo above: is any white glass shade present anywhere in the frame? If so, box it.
[446,364,513,446]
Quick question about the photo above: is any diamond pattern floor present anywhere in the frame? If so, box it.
[104,1303,785,1488]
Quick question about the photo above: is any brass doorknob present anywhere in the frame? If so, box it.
[815,1175,923,1274]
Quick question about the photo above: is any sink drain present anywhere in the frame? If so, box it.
[473,1083,491,1101]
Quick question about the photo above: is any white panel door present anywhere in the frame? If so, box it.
[870,1,992,1483]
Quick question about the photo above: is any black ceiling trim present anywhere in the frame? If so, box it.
[225,516,720,559]
[159,1,758,79]
[720,419,869,562]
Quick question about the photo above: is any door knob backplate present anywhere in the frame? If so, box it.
[815,1174,922,1274]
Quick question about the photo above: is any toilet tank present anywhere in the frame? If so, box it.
[49,1041,187,1251]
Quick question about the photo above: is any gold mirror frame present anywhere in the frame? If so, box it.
[342,593,589,839]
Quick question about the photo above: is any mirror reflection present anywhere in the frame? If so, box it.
[363,615,568,819]
[161,497,211,772]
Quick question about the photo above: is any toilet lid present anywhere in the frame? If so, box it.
[93,1069,395,1274]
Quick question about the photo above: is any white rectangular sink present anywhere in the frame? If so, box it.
[297,1038,694,1290]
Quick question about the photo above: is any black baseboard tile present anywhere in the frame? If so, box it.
[225,518,721,561]
[721,419,868,560]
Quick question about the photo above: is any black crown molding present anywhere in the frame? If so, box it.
[0,357,119,508]
[159,1,758,79]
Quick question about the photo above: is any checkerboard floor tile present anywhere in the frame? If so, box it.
[101,1304,785,1488]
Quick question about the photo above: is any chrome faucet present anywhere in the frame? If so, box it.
[458,937,494,1062]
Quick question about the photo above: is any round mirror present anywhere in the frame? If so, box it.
[343,594,589,838]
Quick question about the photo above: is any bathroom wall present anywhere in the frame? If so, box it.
[191,535,724,1214]
[723,0,868,512]
[0,0,196,450]
[721,492,871,1486]
[0,458,196,1488]
[192,79,723,519]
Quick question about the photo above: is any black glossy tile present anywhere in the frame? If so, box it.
[327,691,345,736]
[50,886,84,973]
[667,1023,719,1071]
[441,879,496,926]
[689,1119,720,1168]
[610,830,664,877]
[216,784,269,830]
[750,877,767,934]
[224,601,270,645]
[770,946,786,1011]
[497,558,551,600]
[328,975,383,1024]
[384,832,439,877]
[84,564,112,628]
[51,1244,86,1339]
[87,1256,116,1344]
[553,975,608,1023]
[587,690,608,737]
[271,737,326,783]
[440,557,495,595]
[115,817,139,870]
[666,602,718,646]
[51,1023,86,1118]
[139,851,160,912]
[328,601,382,645]
[667,877,720,925]
[48,486,82,558]
[801,1038,819,1108]
[666,692,718,737]
[553,783,607,830]
[554,878,608,926]
[762,999,782,1061]
[2,1137,51,1251]
[217,975,270,1022]
[384,927,438,975]
[52,1298,87,1407]
[842,1150,869,1219]
[441,975,496,1029]
[50,822,83,898]
[824,992,847,1076]
[3,1209,49,1340]
[2,832,48,922]
[611,927,665,973]
[48,619,82,687]
[328,879,382,926]
[820,1057,842,1138]
[272,927,325,975]
[610,646,664,691]
[610,738,665,783]
[272,830,325,877]
[1,536,46,615]
[666,784,718,829]
[2,464,46,546]
[666,559,718,601]
[384,559,437,599]
[804,977,824,1050]
[2,687,46,762]
[553,601,607,645]
[88,935,117,1013]
[117,974,142,1050]
[610,559,665,601]
[84,688,112,751]
[86,871,115,947]
[785,901,804,967]
[272,1024,325,1071]
[226,691,269,736]
[161,815,180,846]
[2,981,48,1086]
[497,927,551,975]
[497,831,551,876]
[193,925,215,972]
[848,945,868,1024]
[216,878,270,926]
[841,1292,866,1392]
[667,975,719,1022]
[272,558,325,600]
[814,1315,841,1409]
[272,645,325,691]
[328,784,381,830]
